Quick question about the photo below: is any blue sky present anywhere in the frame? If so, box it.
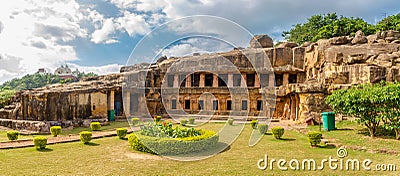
[0,0,399,84]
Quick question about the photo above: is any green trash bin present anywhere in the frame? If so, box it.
[322,112,335,131]
[107,110,115,122]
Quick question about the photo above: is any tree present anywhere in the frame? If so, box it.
[325,84,381,137]
[375,13,400,32]
[282,13,376,44]
[379,83,400,140]
[0,89,16,108]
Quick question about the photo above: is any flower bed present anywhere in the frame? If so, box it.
[128,122,219,155]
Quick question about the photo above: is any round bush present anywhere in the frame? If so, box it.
[128,129,219,155]
[50,126,62,137]
[131,118,140,126]
[90,122,101,131]
[188,117,195,124]
[227,118,234,125]
[80,131,92,144]
[33,136,47,150]
[307,131,323,147]
[258,124,269,135]
[7,130,19,141]
[271,126,285,139]
[180,119,188,126]
[116,128,128,139]
[250,120,258,129]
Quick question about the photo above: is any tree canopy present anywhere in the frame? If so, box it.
[326,82,400,139]
[282,13,399,44]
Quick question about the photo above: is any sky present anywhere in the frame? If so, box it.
[0,0,399,84]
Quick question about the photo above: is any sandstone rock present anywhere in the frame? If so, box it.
[391,40,400,44]
[387,30,400,38]
[329,36,348,45]
[301,42,311,47]
[249,35,273,48]
[367,34,378,44]
[385,37,396,43]
[351,30,367,44]
[277,42,298,48]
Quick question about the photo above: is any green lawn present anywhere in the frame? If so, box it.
[0,122,399,175]
[308,120,400,152]
[0,121,130,142]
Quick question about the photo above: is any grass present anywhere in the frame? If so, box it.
[308,120,400,152]
[0,122,399,175]
[0,121,130,142]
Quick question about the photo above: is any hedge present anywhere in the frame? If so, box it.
[116,128,128,139]
[128,129,219,155]
[33,136,47,150]
[80,131,92,144]
[307,131,322,147]
[131,118,140,126]
[250,120,258,129]
[258,124,268,135]
[227,118,234,126]
[90,122,101,131]
[188,117,195,124]
[50,126,62,137]
[7,130,19,141]
[271,126,285,139]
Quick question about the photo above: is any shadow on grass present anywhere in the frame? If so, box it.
[37,148,53,152]
[119,137,128,141]
[318,144,336,149]
[84,142,100,146]
[357,127,397,139]
[279,138,296,141]
[334,128,354,131]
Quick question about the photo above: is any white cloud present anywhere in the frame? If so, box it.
[0,0,87,84]
[109,0,138,9]
[91,18,119,44]
[67,63,123,75]
[116,11,151,36]
[161,38,232,57]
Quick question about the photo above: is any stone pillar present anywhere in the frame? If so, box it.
[124,91,130,116]
[186,74,191,87]
[107,90,115,110]
[283,73,289,86]
[269,74,275,87]
[212,74,218,87]
[228,73,233,87]
[254,74,260,88]
[173,74,179,88]
[199,73,205,87]
[241,72,247,87]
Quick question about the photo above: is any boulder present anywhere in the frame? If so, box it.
[351,30,367,44]
[329,36,348,45]
[249,35,273,48]
[277,42,298,48]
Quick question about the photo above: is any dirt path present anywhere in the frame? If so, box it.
[0,129,135,149]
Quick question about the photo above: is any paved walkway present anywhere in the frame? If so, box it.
[0,129,135,149]
[0,119,304,150]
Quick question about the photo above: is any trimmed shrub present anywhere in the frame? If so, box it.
[258,124,269,135]
[33,136,47,150]
[250,120,258,129]
[131,118,140,126]
[154,116,162,123]
[227,118,234,125]
[180,119,188,126]
[128,129,219,155]
[80,131,92,144]
[50,126,62,137]
[188,117,195,124]
[90,122,101,131]
[116,128,128,139]
[6,130,19,141]
[271,126,285,139]
[307,131,323,147]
